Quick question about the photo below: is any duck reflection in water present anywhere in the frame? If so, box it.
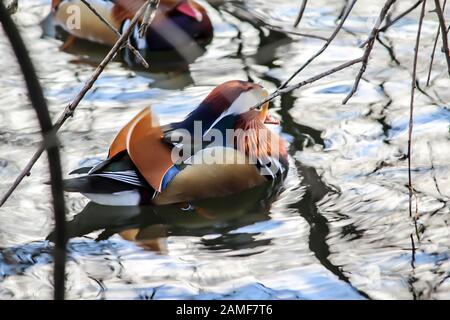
[47,179,283,254]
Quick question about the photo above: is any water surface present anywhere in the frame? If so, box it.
[0,0,449,299]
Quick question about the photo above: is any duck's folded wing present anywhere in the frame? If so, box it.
[68,153,148,189]
[63,175,139,194]
[107,107,177,192]
[69,166,94,175]
[89,170,144,187]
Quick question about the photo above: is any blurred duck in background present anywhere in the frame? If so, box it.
[51,0,213,55]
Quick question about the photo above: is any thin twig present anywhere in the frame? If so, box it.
[251,57,364,110]
[433,0,450,76]
[278,0,358,90]
[426,141,444,198]
[294,0,308,27]
[79,0,149,68]
[380,0,424,33]
[343,0,396,105]
[0,2,150,207]
[376,34,401,65]
[426,21,442,85]
[359,0,423,48]
[410,234,416,268]
[427,2,449,86]
[336,0,350,21]
[139,0,160,38]
[223,4,326,41]
[409,185,420,231]
[265,25,328,41]
[408,0,427,218]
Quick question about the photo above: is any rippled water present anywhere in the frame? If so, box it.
[1,0,450,299]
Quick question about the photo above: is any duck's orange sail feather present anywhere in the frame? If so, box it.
[108,107,174,192]
[108,108,148,159]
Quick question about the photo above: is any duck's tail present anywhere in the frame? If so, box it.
[62,175,145,206]
[62,175,131,194]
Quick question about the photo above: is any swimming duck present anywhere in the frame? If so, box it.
[63,80,288,206]
[51,0,213,51]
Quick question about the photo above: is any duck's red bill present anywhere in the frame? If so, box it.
[264,114,280,125]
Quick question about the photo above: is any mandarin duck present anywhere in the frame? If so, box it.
[63,80,289,206]
[51,0,213,51]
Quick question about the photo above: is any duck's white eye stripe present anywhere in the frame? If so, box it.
[228,89,262,114]
[203,88,265,136]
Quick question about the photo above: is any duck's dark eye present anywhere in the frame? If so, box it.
[253,103,263,111]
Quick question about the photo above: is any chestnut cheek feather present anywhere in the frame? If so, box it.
[234,116,287,163]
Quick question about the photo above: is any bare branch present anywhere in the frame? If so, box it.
[265,25,328,41]
[427,23,442,85]
[139,0,160,38]
[294,0,308,27]
[427,0,447,86]
[359,0,423,48]
[379,0,424,33]
[408,0,427,218]
[433,0,450,76]
[251,57,363,110]
[79,0,149,69]
[222,4,326,41]
[343,0,396,105]
[278,0,358,90]
[0,0,67,299]
[0,2,150,207]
